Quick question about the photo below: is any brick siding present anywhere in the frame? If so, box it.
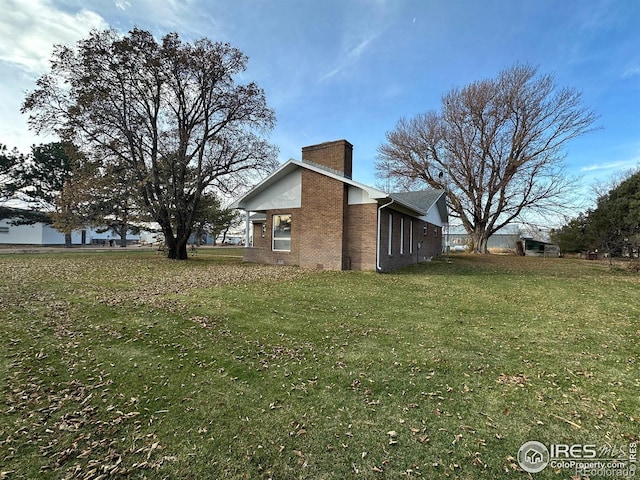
[377,207,442,271]
[242,139,443,272]
[301,140,353,178]
[298,169,346,270]
[343,203,378,270]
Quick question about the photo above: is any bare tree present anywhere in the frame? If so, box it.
[22,28,277,259]
[377,64,597,253]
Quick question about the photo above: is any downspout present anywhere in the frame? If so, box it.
[376,199,394,272]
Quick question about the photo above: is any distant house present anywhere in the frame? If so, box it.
[447,224,559,256]
[447,225,521,252]
[0,212,142,246]
[230,140,448,272]
[0,216,86,245]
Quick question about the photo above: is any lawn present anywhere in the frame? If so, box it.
[1,249,638,479]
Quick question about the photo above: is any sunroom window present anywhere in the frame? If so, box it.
[272,214,291,251]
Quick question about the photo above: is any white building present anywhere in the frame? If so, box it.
[0,216,142,246]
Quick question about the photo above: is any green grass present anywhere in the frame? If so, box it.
[1,251,638,479]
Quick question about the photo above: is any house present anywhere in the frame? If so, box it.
[446,224,559,256]
[0,216,88,245]
[0,210,142,246]
[230,140,448,272]
[447,224,521,252]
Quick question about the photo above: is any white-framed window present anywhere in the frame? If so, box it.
[409,220,413,254]
[400,217,404,255]
[0,226,8,234]
[388,213,393,255]
[272,214,291,251]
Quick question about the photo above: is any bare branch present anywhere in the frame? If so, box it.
[22,28,277,259]
[377,64,597,252]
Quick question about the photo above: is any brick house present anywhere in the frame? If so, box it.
[230,140,448,272]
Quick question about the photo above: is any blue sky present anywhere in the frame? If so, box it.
[1,0,639,209]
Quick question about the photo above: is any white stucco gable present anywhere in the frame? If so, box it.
[238,168,302,211]
[347,185,378,205]
[420,206,445,227]
[230,159,387,211]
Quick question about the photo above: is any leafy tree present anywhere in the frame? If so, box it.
[192,193,239,245]
[23,28,277,260]
[589,170,640,257]
[0,144,23,219]
[553,170,640,257]
[550,213,591,253]
[85,162,149,247]
[377,64,597,253]
[212,209,241,245]
[1,144,20,200]
[20,143,74,208]
[18,142,93,247]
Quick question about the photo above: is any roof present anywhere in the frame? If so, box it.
[231,159,447,220]
[389,190,447,220]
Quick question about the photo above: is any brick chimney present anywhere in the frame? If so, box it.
[301,140,353,179]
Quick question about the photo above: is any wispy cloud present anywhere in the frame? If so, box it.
[580,159,640,172]
[319,34,378,82]
[622,64,640,78]
[115,0,131,10]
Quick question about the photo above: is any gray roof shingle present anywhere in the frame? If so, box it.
[389,189,445,215]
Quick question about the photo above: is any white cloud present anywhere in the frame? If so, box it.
[622,64,640,78]
[317,0,396,83]
[115,0,131,10]
[319,33,379,82]
[0,0,108,74]
[580,158,640,172]
[0,0,108,151]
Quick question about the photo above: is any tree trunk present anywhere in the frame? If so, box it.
[166,235,189,259]
[64,232,72,248]
[175,222,191,260]
[161,223,177,259]
[470,228,490,254]
[163,225,190,260]
[175,237,189,260]
[165,234,177,259]
[118,225,128,247]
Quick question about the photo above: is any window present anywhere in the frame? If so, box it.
[409,220,413,254]
[0,226,8,234]
[400,217,404,255]
[272,214,291,251]
[388,213,393,255]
